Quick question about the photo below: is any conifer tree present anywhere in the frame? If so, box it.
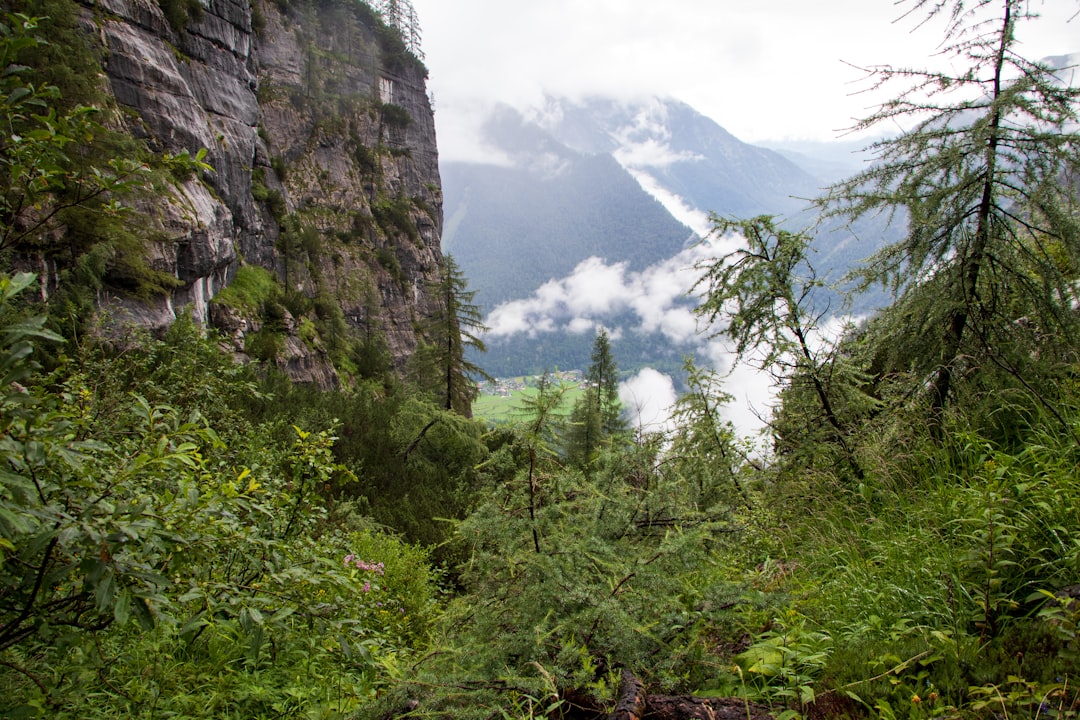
[818,0,1080,425]
[411,254,490,416]
[566,328,625,466]
[373,0,424,59]
[694,215,870,479]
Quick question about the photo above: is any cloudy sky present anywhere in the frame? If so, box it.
[407,0,1078,436]
[411,0,1078,161]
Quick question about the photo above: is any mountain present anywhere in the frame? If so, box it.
[442,105,697,310]
[540,96,827,221]
[441,96,882,378]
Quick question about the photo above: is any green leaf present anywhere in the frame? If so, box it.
[94,569,115,612]
[132,596,155,631]
[113,587,131,624]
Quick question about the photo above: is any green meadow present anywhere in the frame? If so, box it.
[472,381,585,424]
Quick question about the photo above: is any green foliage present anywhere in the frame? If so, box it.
[409,255,491,416]
[4,1,1080,717]
[0,11,213,312]
[252,169,287,224]
[0,275,444,717]
[694,215,872,480]
[210,264,292,361]
[565,328,626,468]
[450,443,728,690]
[240,376,488,561]
[157,0,204,33]
[379,102,412,129]
[736,609,832,718]
[760,412,1080,716]
[371,9,427,77]
[666,358,753,510]
[212,265,282,315]
[371,194,420,245]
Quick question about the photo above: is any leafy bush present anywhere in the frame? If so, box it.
[0,274,443,717]
[371,195,419,245]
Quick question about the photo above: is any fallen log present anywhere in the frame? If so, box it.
[644,694,769,720]
[609,669,771,720]
[610,668,647,720]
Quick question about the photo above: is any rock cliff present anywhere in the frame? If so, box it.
[73,0,443,384]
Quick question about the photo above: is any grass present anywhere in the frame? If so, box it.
[211,265,281,314]
[472,382,585,425]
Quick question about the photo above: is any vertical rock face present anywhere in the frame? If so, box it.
[82,0,443,382]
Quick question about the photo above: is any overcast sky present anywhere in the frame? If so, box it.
[408,0,1078,436]
[411,0,1079,161]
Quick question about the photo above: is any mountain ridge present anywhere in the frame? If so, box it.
[441,95,873,378]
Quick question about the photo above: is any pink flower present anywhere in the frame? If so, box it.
[361,581,371,593]
[354,559,385,575]
[343,554,355,567]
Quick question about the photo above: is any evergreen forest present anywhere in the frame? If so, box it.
[3,1,1080,718]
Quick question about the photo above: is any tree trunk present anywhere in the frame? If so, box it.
[608,670,771,720]
[643,694,767,720]
[928,0,1010,429]
[610,669,646,720]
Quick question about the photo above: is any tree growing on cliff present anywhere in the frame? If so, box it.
[0,13,209,307]
[817,0,1080,428]
[373,0,423,59]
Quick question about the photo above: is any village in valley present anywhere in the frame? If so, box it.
[473,370,588,423]
[477,369,585,398]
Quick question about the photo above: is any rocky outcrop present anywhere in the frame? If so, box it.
[79,0,443,383]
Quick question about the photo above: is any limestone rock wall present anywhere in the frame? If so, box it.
[82,0,443,383]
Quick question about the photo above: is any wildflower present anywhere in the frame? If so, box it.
[928,691,939,703]
[361,581,371,593]
[911,695,921,704]
[354,559,385,575]
[343,554,355,567]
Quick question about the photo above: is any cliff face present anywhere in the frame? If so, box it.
[82,0,442,383]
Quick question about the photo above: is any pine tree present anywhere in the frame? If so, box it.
[693,215,871,480]
[566,328,625,466]
[818,0,1080,426]
[373,0,424,59]
[411,255,490,416]
[588,328,624,436]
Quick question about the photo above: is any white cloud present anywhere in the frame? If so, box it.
[484,238,727,340]
[619,368,679,435]
[622,168,711,237]
[567,317,597,335]
[614,139,701,168]
[609,102,704,169]
[481,233,782,437]
[433,99,516,166]
[481,226,865,438]
[482,227,759,344]
[416,0,1078,161]
[563,258,633,315]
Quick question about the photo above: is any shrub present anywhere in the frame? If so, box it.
[379,102,412,129]
[211,264,282,315]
